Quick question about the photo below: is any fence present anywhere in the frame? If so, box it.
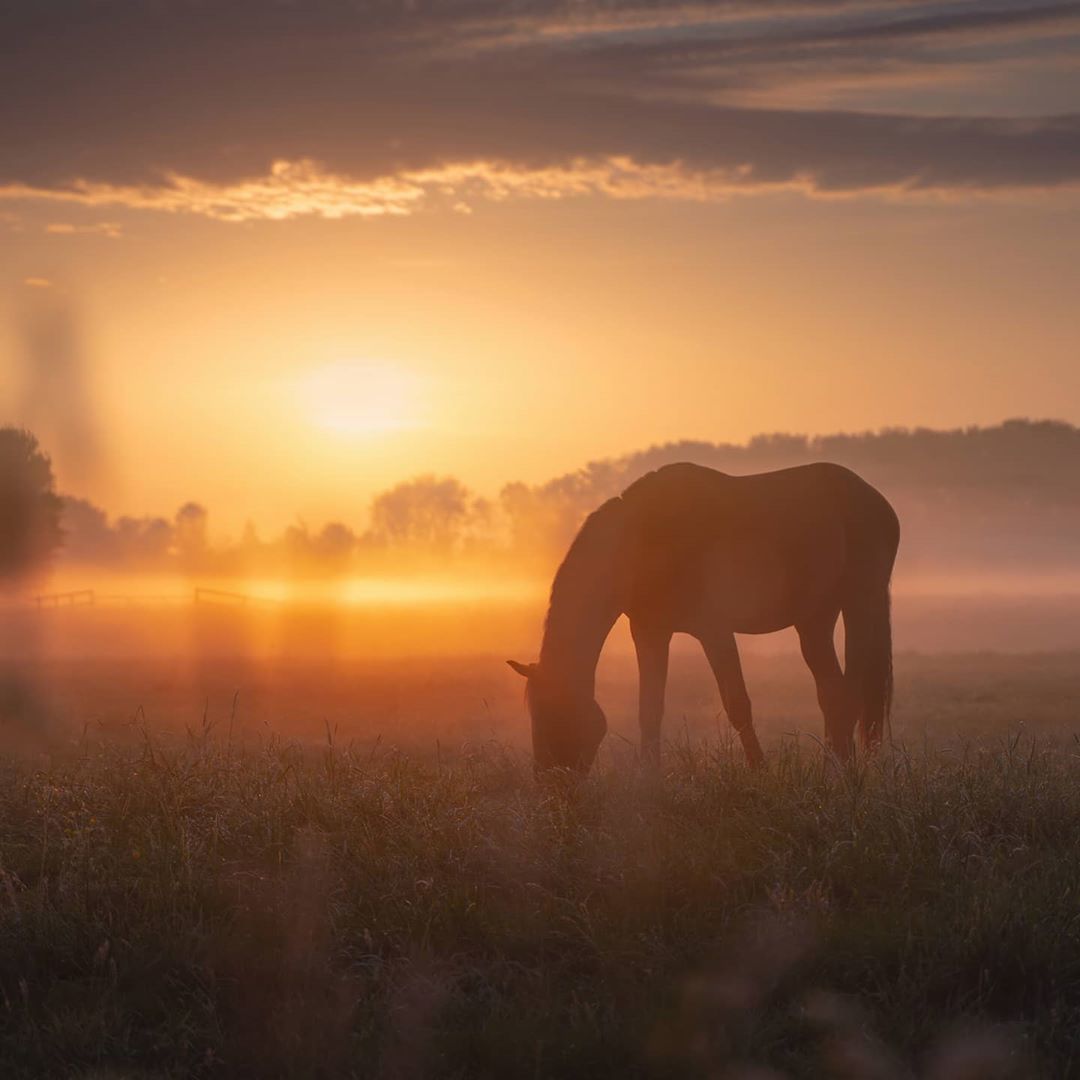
[23,587,265,611]
[33,589,95,610]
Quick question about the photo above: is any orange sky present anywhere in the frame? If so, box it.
[2,1,1079,534]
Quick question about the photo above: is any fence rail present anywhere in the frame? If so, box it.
[33,588,95,610]
[19,587,270,612]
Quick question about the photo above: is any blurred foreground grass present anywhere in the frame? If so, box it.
[1,726,1079,1078]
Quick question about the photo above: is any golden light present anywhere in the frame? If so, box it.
[299,359,426,436]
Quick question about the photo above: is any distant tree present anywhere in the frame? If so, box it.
[313,522,356,573]
[463,496,496,552]
[369,476,473,551]
[60,496,118,564]
[490,418,1080,570]
[278,521,357,576]
[174,502,209,567]
[499,480,580,554]
[35,419,1080,578]
[0,427,63,581]
[114,516,173,566]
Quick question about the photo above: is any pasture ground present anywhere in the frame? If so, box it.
[0,651,1079,1077]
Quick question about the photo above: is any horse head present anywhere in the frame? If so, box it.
[508,660,606,774]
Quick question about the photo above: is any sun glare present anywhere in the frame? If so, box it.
[301,359,425,436]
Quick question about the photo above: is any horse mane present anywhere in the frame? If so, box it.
[540,496,626,664]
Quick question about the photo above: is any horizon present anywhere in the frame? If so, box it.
[42,415,1080,535]
[10,415,1080,626]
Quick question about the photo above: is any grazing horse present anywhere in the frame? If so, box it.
[509,462,899,772]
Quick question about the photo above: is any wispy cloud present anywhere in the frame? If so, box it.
[45,221,124,238]
[8,159,736,223]
[4,162,425,223]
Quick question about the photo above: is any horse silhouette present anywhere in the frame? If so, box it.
[509,462,899,771]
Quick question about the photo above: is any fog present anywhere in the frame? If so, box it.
[22,415,1080,662]
[4,418,1080,757]
[4,588,1080,763]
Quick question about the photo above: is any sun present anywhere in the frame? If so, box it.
[301,360,425,436]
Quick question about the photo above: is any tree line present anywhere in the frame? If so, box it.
[5,419,1080,583]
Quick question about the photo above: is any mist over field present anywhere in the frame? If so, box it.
[4,1,1080,1072]
[6,419,1079,770]
[14,419,1077,680]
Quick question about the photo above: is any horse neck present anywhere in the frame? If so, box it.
[539,504,625,696]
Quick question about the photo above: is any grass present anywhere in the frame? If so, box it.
[1,724,1079,1078]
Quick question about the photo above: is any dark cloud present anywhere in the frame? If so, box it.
[2,0,1078,210]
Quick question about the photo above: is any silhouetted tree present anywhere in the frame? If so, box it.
[174,502,209,568]
[313,522,356,573]
[0,427,63,582]
[60,496,117,563]
[114,516,173,566]
[278,520,357,576]
[369,476,472,551]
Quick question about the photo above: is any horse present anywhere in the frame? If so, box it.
[508,461,899,772]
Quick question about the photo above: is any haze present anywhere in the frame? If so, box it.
[6,8,1080,1073]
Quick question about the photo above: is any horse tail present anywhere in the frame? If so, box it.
[844,580,893,747]
[843,492,900,749]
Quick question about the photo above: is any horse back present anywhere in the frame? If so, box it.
[618,462,896,633]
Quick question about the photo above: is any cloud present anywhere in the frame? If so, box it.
[44,221,123,238]
[4,158,734,223]
[506,0,1080,68]
[3,162,426,222]
[2,1,1079,219]
[4,107,1079,226]
[23,277,53,289]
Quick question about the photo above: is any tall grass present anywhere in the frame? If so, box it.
[0,725,1077,1077]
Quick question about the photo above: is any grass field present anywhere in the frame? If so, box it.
[1,648,1080,1077]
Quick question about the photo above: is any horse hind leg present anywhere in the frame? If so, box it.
[797,612,858,762]
[699,630,765,770]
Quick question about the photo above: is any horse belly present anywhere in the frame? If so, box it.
[691,535,842,635]
[703,550,790,632]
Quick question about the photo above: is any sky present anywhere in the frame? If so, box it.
[2,0,1079,533]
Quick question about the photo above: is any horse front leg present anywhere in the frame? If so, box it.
[631,621,671,768]
[699,629,765,770]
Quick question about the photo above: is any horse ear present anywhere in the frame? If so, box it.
[507,660,537,679]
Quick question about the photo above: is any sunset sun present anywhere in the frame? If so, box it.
[299,359,425,437]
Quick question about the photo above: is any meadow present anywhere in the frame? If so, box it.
[1,633,1080,1078]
